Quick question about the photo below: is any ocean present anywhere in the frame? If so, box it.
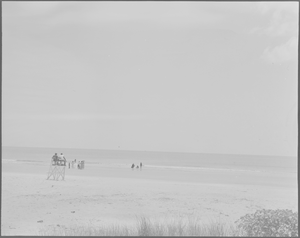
[2,146,297,171]
[2,146,297,187]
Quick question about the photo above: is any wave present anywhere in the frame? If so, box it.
[144,164,262,173]
[91,162,262,173]
[2,159,18,163]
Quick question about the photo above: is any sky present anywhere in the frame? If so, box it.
[2,2,298,156]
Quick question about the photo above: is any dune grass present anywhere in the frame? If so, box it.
[38,216,245,236]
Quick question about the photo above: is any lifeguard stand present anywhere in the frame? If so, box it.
[46,156,66,181]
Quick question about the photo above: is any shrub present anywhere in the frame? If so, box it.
[235,209,298,237]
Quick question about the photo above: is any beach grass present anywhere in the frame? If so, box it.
[38,216,245,236]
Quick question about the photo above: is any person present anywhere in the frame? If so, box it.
[52,153,58,165]
[68,162,70,169]
[58,153,66,166]
[131,163,135,169]
[136,165,139,169]
[74,160,77,169]
[140,162,143,168]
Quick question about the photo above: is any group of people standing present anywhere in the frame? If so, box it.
[70,159,84,169]
[131,162,143,169]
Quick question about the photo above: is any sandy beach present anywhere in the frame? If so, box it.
[3,1,298,236]
[2,153,298,236]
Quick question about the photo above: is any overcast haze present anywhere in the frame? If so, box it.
[2,2,298,156]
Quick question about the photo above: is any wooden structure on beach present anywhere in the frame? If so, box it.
[46,156,66,181]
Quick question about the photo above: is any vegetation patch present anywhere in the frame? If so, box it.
[235,209,298,237]
[39,209,298,236]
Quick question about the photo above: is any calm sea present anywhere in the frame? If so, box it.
[2,146,297,174]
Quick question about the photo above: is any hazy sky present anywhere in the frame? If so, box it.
[2,2,298,156]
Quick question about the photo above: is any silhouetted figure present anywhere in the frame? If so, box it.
[52,153,58,165]
[140,162,143,168]
[136,165,139,169]
[131,164,135,169]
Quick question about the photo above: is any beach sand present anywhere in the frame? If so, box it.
[2,158,298,235]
